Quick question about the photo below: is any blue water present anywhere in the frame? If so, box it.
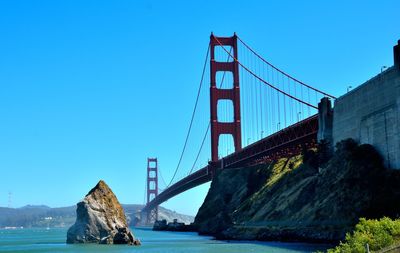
[0,227,329,252]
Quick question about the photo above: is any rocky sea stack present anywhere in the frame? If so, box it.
[66,180,140,245]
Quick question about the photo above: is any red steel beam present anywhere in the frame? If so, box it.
[210,33,242,162]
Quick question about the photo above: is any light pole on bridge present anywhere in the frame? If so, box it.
[347,86,352,93]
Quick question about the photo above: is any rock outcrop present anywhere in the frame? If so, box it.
[66,180,140,245]
[194,139,400,243]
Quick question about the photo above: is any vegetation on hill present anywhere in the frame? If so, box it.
[327,217,400,253]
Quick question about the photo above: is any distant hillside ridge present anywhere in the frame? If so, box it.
[0,204,193,228]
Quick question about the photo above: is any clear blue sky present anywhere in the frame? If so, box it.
[0,0,398,216]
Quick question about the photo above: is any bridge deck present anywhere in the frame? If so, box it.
[143,114,318,212]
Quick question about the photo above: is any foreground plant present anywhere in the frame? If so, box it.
[327,217,400,253]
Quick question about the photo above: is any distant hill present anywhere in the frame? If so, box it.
[0,204,194,228]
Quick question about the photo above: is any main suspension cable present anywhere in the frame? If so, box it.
[213,36,318,109]
[166,44,210,187]
[158,166,168,189]
[236,35,336,99]
[188,124,210,174]
[188,47,233,174]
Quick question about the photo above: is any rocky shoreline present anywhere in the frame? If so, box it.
[193,140,400,243]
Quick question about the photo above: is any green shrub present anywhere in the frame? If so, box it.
[327,217,400,253]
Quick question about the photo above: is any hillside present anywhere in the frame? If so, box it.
[0,204,193,228]
[194,139,400,243]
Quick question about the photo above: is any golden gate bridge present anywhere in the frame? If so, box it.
[141,33,336,224]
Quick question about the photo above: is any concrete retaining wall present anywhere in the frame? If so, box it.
[332,67,400,169]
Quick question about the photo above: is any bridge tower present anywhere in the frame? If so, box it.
[145,157,158,224]
[210,33,242,162]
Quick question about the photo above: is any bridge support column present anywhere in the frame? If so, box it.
[317,97,333,147]
[210,33,242,162]
[145,158,158,225]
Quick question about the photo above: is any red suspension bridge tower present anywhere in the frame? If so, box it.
[210,33,242,162]
[141,33,342,216]
[145,157,158,224]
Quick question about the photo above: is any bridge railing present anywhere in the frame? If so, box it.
[217,114,318,169]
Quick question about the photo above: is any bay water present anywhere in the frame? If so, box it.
[0,227,329,252]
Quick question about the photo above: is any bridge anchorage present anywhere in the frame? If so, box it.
[141,33,337,223]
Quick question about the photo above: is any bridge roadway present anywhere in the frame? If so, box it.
[142,114,318,213]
